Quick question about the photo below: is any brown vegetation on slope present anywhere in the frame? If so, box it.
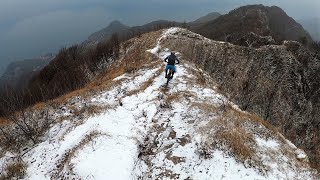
[0,30,162,155]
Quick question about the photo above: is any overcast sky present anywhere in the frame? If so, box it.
[0,0,319,73]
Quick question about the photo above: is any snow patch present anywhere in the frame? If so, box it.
[113,73,130,81]
[147,42,161,54]
[256,137,279,149]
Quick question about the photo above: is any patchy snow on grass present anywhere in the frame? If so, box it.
[0,28,317,180]
[113,73,130,81]
[147,42,161,54]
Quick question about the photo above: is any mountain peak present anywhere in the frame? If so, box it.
[108,20,126,27]
[193,4,312,45]
[87,20,130,42]
[191,11,221,24]
[106,20,129,30]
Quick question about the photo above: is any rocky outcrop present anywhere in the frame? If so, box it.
[227,32,275,48]
[163,28,320,171]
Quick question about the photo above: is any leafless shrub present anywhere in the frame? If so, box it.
[0,103,54,152]
[72,104,109,120]
[0,160,26,180]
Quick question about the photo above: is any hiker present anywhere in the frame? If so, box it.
[164,52,180,79]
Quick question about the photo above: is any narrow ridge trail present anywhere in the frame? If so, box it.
[2,28,316,180]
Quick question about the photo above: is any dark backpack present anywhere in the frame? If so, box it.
[167,54,177,65]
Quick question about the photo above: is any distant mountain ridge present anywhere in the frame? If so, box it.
[0,54,53,91]
[87,21,130,42]
[86,20,182,44]
[85,11,222,44]
[190,12,221,24]
[193,5,313,46]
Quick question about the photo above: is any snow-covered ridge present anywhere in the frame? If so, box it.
[0,28,318,179]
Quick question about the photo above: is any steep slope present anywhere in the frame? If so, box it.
[0,28,318,179]
[163,28,320,171]
[194,5,313,46]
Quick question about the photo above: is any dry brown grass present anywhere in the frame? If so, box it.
[83,105,100,117]
[26,28,164,114]
[55,35,163,104]
[0,30,163,165]
[30,32,161,110]
[216,125,255,161]
[76,105,109,118]
[245,113,279,134]
[164,91,195,103]
[32,102,46,110]
[0,161,26,180]
[135,30,163,50]
[55,104,111,125]
[215,108,257,162]
[0,117,9,127]
[188,66,207,86]
[165,93,179,104]
[166,152,185,165]
[197,103,262,166]
[0,29,170,178]
[191,102,220,114]
[196,102,292,173]
[226,105,280,138]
